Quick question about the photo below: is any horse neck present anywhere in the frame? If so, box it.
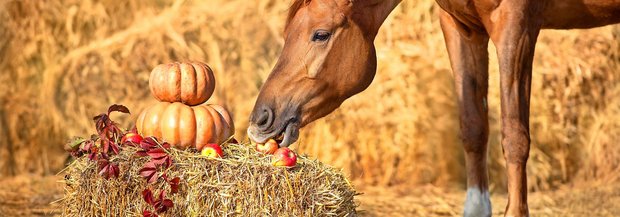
[353,0,402,37]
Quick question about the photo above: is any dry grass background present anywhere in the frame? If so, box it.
[0,0,618,192]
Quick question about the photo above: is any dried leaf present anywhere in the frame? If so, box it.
[64,137,85,152]
[92,114,105,122]
[108,104,130,115]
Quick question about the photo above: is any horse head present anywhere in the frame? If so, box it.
[248,0,398,146]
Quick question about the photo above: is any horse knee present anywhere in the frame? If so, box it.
[460,124,488,154]
[501,121,530,164]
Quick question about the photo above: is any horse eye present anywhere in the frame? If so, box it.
[312,30,331,42]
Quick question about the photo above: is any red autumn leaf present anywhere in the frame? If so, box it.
[109,124,123,138]
[110,163,120,178]
[98,160,109,176]
[156,199,173,213]
[139,162,158,183]
[108,104,130,115]
[101,140,109,154]
[69,150,84,158]
[169,177,180,194]
[165,157,172,168]
[124,141,140,147]
[135,150,148,157]
[150,156,171,167]
[142,189,154,205]
[151,191,174,213]
[124,141,136,147]
[88,151,98,161]
[142,209,158,217]
[94,115,108,134]
[93,114,105,123]
[161,142,171,149]
[98,159,119,179]
[109,142,120,155]
[140,170,157,183]
[147,148,167,159]
[82,140,94,151]
[141,137,159,150]
[100,152,109,160]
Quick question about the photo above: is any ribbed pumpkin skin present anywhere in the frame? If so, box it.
[136,102,234,150]
[149,62,215,106]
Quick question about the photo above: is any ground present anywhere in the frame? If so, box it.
[0,175,618,216]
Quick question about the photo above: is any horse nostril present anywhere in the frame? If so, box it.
[257,107,274,130]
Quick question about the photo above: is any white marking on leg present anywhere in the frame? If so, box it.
[464,187,492,217]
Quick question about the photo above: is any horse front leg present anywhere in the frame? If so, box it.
[489,2,541,216]
[439,10,491,217]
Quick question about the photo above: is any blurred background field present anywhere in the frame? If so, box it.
[0,0,619,202]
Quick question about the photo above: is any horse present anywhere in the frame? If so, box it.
[246,0,620,216]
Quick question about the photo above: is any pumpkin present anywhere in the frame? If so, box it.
[135,102,234,150]
[149,61,216,106]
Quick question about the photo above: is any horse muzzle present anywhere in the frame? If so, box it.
[247,105,300,147]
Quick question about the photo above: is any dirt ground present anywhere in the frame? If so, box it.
[0,175,618,216]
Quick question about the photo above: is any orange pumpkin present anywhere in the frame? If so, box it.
[135,102,234,150]
[149,61,215,106]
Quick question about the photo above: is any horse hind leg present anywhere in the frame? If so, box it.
[440,10,492,217]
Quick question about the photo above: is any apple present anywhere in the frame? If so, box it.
[201,143,223,158]
[271,147,297,167]
[255,139,279,154]
[121,132,143,145]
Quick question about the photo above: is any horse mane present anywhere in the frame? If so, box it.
[285,0,306,30]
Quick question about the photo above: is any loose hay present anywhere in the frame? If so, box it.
[60,143,358,216]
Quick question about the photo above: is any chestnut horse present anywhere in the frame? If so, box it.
[247,0,620,216]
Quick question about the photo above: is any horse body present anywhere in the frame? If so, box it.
[248,0,620,216]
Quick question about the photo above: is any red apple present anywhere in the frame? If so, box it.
[271,147,297,167]
[121,132,143,145]
[255,139,279,154]
[201,143,223,158]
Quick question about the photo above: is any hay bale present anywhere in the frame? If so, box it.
[60,143,357,216]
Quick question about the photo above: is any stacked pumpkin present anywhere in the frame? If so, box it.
[136,62,234,151]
